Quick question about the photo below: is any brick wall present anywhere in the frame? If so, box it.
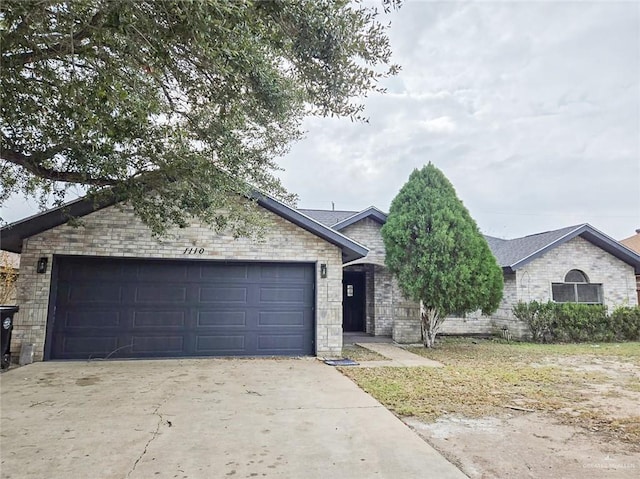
[12,202,345,360]
[516,236,638,308]
[391,277,421,343]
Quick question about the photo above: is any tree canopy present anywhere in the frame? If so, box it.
[381,163,503,347]
[0,0,399,234]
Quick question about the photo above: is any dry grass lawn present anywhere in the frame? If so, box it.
[341,344,390,362]
[340,338,640,447]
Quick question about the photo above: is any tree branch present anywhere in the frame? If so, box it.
[1,147,117,186]
[2,9,105,68]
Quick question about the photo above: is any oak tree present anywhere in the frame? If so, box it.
[1,0,399,234]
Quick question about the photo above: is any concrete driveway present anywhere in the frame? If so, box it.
[0,358,465,478]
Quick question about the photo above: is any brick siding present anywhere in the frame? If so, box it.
[12,202,344,360]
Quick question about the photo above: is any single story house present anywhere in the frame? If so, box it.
[300,208,640,339]
[2,196,639,362]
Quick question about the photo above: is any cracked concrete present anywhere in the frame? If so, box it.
[0,358,465,479]
[127,401,168,478]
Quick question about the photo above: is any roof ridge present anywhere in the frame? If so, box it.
[506,223,586,241]
[297,208,359,213]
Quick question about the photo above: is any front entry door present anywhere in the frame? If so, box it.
[343,271,365,332]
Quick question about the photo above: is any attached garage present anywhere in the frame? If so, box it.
[47,257,315,359]
[1,193,367,361]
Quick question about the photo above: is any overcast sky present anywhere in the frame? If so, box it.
[278,0,640,240]
[1,0,638,241]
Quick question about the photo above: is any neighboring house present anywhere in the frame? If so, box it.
[2,196,639,363]
[620,229,640,303]
[301,209,640,340]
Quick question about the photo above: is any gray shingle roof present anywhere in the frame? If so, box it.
[297,209,358,227]
[298,208,640,273]
[484,224,587,268]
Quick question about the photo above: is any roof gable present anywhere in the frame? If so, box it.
[486,224,640,273]
[0,193,369,263]
[332,206,388,231]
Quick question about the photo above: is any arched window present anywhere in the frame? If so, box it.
[552,269,602,304]
[564,269,588,283]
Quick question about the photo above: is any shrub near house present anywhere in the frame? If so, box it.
[513,301,640,342]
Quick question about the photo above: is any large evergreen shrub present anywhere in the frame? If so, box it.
[381,163,503,348]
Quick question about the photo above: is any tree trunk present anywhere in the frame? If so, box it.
[420,305,442,348]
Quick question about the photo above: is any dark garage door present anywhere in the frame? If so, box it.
[47,257,315,360]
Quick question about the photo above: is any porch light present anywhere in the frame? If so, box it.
[320,264,327,278]
[36,257,48,274]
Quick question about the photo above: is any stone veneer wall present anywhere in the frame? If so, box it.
[12,203,345,361]
[340,218,421,342]
[340,218,386,265]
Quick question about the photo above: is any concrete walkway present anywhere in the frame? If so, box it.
[0,358,463,479]
[355,342,444,368]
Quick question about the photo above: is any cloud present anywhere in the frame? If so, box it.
[277,0,640,240]
[420,116,456,133]
[2,1,638,242]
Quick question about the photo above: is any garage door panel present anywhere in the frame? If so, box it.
[196,335,246,353]
[197,311,246,327]
[258,311,305,326]
[199,286,248,303]
[131,336,184,353]
[257,334,305,352]
[49,258,315,359]
[135,285,187,303]
[58,261,123,281]
[61,336,118,355]
[260,265,308,281]
[132,311,186,328]
[199,264,249,280]
[136,263,188,281]
[66,284,122,303]
[64,311,121,328]
[259,287,306,303]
